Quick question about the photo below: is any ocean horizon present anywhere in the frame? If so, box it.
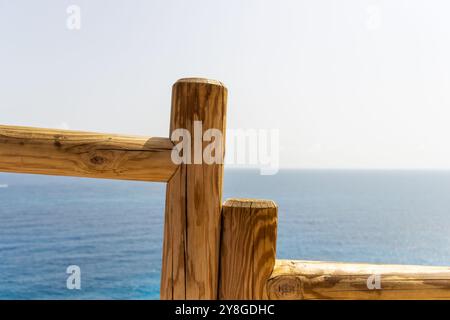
[1,169,450,299]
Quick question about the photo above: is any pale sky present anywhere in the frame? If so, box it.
[1,0,450,169]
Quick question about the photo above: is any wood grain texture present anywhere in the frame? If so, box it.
[219,199,278,300]
[0,125,177,182]
[267,260,450,300]
[161,78,227,299]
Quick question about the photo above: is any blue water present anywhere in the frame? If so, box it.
[1,170,450,299]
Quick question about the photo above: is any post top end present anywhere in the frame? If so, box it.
[175,77,226,88]
[223,198,277,209]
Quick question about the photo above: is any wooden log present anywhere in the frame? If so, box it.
[161,78,227,299]
[219,199,278,300]
[0,124,177,182]
[267,260,450,300]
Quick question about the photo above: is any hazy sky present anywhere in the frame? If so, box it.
[1,0,450,169]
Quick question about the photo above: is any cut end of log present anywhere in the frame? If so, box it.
[223,198,277,209]
[175,77,226,88]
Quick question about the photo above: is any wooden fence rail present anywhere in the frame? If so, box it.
[267,260,450,300]
[0,125,176,182]
[0,77,449,300]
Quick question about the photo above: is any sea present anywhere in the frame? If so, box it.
[0,169,450,299]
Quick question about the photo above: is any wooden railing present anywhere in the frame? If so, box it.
[0,125,176,182]
[1,77,449,300]
[218,199,450,300]
[267,260,450,300]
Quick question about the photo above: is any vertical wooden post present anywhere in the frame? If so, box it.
[161,78,227,299]
[219,199,278,299]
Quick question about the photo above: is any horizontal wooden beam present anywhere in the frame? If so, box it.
[267,260,450,300]
[0,124,178,182]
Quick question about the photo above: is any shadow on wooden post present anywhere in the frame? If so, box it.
[219,199,278,299]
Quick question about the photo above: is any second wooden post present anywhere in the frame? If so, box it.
[219,199,278,299]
